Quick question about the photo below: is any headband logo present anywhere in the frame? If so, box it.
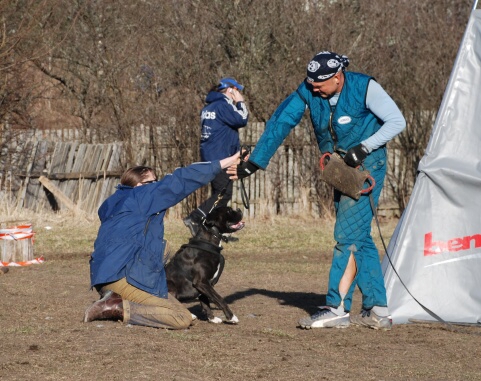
[316,73,336,81]
[307,61,320,72]
[327,59,340,68]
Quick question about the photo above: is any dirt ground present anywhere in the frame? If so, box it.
[1,216,481,381]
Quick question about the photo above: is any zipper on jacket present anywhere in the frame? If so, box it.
[143,212,160,235]
[328,111,339,152]
[328,106,347,155]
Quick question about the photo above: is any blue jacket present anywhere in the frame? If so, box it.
[249,72,385,169]
[89,161,222,298]
[200,91,248,161]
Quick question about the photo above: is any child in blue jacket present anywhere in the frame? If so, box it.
[183,78,248,237]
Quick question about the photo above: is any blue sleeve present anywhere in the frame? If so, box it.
[362,80,406,152]
[249,85,307,169]
[140,161,222,215]
[219,98,249,129]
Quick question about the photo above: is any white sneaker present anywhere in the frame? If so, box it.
[298,307,350,329]
[350,309,392,330]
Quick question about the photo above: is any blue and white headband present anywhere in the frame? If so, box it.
[306,51,350,83]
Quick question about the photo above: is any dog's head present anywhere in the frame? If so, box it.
[204,206,245,235]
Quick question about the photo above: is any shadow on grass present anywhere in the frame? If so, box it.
[187,289,326,322]
[225,288,326,314]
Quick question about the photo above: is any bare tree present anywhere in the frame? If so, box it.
[0,0,474,213]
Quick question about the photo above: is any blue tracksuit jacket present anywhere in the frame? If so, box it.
[200,91,248,161]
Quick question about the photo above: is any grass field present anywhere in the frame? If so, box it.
[2,208,481,381]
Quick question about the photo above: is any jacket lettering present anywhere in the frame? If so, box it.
[201,110,216,120]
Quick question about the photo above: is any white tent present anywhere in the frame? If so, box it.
[382,6,481,324]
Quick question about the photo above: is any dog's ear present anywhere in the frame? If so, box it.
[204,212,218,227]
[204,216,215,227]
[204,208,226,228]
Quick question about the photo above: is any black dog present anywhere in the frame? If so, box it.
[165,206,244,324]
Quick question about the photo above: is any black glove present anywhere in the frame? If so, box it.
[344,144,369,167]
[237,160,260,179]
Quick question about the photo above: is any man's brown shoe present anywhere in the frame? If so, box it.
[84,290,123,323]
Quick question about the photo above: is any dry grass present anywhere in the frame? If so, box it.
[0,206,397,260]
[3,206,481,381]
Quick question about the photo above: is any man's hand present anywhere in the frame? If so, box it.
[344,144,369,168]
[227,160,259,180]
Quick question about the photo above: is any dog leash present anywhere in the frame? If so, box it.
[208,184,230,213]
[208,180,249,213]
[207,145,251,214]
[239,145,251,209]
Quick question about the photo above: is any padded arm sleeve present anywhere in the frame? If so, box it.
[249,87,307,169]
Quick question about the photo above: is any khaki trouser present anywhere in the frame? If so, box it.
[103,278,192,330]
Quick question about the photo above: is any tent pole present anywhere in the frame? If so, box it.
[474,0,479,11]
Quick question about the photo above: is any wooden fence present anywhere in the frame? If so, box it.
[0,123,401,219]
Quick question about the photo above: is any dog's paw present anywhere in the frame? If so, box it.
[225,315,239,324]
[208,316,223,324]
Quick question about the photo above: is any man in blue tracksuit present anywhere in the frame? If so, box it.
[229,51,406,330]
[84,152,240,329]
[183,77,248,236]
